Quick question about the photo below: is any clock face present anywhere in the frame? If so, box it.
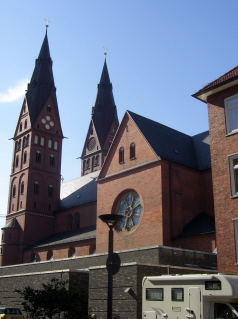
[41,115,55,130]
[115,191,143,232]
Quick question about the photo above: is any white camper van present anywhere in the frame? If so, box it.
[142,274,238,318]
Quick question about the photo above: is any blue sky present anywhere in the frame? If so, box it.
[0,0,238,229]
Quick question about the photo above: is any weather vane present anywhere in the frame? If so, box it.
[103,46,108,56]
[45,18,50,28]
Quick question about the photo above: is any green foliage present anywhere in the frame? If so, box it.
[15,278,88,319]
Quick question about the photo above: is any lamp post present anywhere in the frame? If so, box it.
[99,214,123,319]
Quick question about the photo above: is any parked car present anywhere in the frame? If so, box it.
[0,308,24,319]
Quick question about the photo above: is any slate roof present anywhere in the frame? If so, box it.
[2,218,20,229]
[24,226,96,251]
[59,170,99,210]
[128,111,211,171]
[176,212,215,239]
[25,31,61,129]
[90,60,119,147]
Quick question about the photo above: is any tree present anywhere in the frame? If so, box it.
[15,278,88,319]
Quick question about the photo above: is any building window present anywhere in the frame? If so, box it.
[48,139,52,148]
[54,141,58,150]
[24,119,27,129]
[47,250,53,260]
[229,154,238,196]
[47,105,51,112]
[119,147,124,163]
[48,185,53,197]
[31,253,37,263]
[34,182,39,194]
[20,182,24,194]
[68,247,76,258]
[19,122,22,132]
[15,155,19,167]
[83,160,87,170]
[130,143,136,159]
[23,151,27,164]
[15,140,21,152]
[87,158,90,169]
[12,185,16,198]
[36,151,41,163]
[12,204,14,211]
[20,201,22,208]
[34,135,39,144]
[225,94,238,134]
[23,135,29,147]
[50,155,55,166]
[75,214,80,229]
[40,137,45,146]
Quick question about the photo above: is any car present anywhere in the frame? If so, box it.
[0,308,24,319]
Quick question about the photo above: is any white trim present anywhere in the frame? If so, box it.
[229,153,238,196]
[225,93,238,134]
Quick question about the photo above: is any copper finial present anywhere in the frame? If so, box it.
[103,46,108,56]
[45,18,50,28]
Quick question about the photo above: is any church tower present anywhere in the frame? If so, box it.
[81,58,119,176]
[0,30,63,266]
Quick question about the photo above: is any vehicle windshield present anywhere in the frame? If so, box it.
[0,308,22,315]
[214,303,238,319]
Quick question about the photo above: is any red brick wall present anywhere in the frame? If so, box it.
[207,85,238,274]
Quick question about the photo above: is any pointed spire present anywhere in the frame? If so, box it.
[91,60,119,146]
[25,32,59,126]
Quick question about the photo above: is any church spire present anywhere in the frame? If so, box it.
[25,31,60,128]
[81,60,119,176]
[91,60,119,146]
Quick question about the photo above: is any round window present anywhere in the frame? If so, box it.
[87,137,96,151]
[115,191,143,232]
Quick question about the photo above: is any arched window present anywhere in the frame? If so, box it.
[68,215,73,230]
[92,157,95,167]
[68,247,76,258]
[54,141,58,150]
[75,214,80,229]
[20,201,22,208]
[23,137,27,147]
[83,160,87,170]
[20,181,24,194]
[30,253,37,263]
[12,204,14,211]
[23,151,27,164]
[19,122,22,132]
[130,143,136,159]
[34,135,39,144]
[47,250,53,260]
[12,185,16,197]
[50,155,55,166]
[15,155,19,167]
[47,105,51,112]
[18,140,21,150]
[119,147,124,163]
[95,155,99,166]
[48,139,52,148]
[24,119,27,129]
[48,185,53,197]
[87,158,90,169]
[36,151,41,163]
[40,137,45,146]
[34,182,39,194]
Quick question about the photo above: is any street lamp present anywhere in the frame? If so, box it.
[99,214,123,319]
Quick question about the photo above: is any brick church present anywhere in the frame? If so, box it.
[0,30,215,266]
[0,29,238,318]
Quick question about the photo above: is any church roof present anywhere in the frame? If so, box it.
[128,111,210,171]
[25,31,61,127]
[59,170,100,210]
[91,60,119,147]
[24,226,96,251]
[2,218,20,229]
[176,212,215,239]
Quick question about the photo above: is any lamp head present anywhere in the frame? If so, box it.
[99,214,123,228]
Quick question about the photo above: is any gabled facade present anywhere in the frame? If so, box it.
[96,111,215,254]
[193,66,238,275]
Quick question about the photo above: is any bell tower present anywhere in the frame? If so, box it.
[81,58,119,176]
[0,29,63,266]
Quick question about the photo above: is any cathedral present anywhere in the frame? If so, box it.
[1,29,238,318]
[0,30,215,266]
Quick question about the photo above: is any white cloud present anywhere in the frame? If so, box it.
[0,79,29,103]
